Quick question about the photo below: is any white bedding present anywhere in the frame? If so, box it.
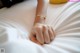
[0,0,80,53]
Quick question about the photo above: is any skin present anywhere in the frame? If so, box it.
[29,0,55,45]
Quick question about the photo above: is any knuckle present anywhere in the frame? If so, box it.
[35,26,42,31]
[43,25,47,29]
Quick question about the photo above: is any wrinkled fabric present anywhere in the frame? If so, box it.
[0,0,80,53]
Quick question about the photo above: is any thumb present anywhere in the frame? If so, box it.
[29,33,42,45]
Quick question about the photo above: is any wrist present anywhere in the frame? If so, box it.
[34,15,46,25]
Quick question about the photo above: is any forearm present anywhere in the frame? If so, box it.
[30,0,55,45]
[34,0,47,24]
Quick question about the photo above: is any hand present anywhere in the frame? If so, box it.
[29,23,55,45]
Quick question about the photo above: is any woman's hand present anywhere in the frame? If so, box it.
[29,23,55,45]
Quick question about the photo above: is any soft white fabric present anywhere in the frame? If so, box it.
[0,0,80,53]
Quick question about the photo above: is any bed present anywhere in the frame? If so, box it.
[0,0,80,53]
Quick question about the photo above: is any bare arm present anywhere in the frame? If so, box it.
[30,0,55,45]
[34,0,47,24]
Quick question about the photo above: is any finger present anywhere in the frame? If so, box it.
[30,34,42,45]
[29,34,37,43]
[51,27,56,40]
[51,27,56,37]
[43,25,50,44]
[48,26,55,41]
[29,29,36,40]
[29,31,36,42]
[35,26,44,44]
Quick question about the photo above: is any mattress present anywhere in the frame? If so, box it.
[0,0,80,53]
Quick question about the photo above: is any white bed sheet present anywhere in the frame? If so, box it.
[0,0,80,53]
